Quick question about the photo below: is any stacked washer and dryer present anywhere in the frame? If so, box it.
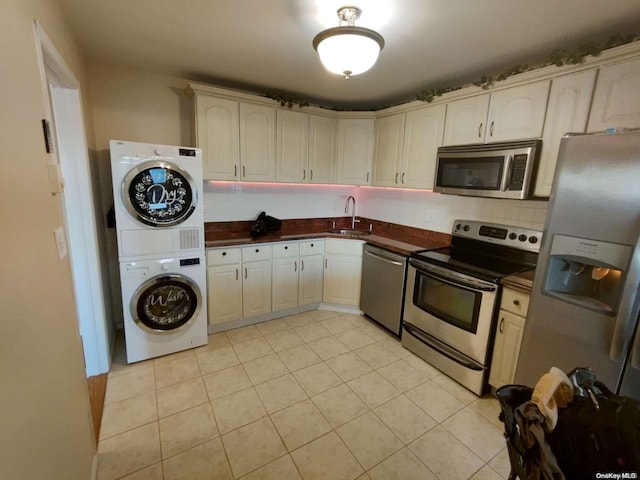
[110,140,208,363]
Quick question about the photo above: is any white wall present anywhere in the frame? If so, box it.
[1,0,96,478]
[358,187,548,233]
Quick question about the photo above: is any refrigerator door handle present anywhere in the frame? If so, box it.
[609,245,640,362]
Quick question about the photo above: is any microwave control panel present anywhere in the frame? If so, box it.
[507,154,528,189]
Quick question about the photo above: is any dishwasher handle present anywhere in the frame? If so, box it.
[364,248,405,267]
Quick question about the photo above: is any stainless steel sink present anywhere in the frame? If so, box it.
[326,228,371,237]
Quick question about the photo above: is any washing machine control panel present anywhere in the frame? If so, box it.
[180,258,201,266]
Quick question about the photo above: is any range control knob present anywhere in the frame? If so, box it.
[529,236,539,244]
[518,234,528,242]
[463,224,470,232]
[508,232,517,240]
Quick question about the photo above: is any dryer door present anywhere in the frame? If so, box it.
[131,274,202,333]
[122,161,197,227]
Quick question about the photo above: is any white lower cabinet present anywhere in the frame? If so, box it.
[323,239,364,306]
[207,248,243,325]
[272,242,300,312]
[489,287,531,388]
[209,239,360,321]
[241,245,272,318]
[299,240,324,306]
[207,239,329,327]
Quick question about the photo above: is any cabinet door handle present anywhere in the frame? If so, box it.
[478,122,483,138]
[244,267,247,279]
[513,299,520,306]
[490,121,495,137]
[499,317,505,333]
[294,261,297,272]
[310,169,313,180]
[234,165,237,178]
[235,268,239,281]
[303,169,306,180]
[395,172,398,184]
[366,172,370,183]
[301,260,305,271]
[325,258,328,269]
[242,165,246,178]
[402,172,406,184]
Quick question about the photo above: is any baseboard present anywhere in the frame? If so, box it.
[206,303,363,334]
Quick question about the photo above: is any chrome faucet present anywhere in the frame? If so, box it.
[345,195,360,229]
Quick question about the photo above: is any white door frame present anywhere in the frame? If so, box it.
[34,22,110,376]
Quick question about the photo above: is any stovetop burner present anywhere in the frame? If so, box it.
[411,219,542,282]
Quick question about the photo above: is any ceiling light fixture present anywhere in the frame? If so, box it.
[312,6,385,80]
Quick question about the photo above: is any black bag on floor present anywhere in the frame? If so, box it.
[547,368,640,477]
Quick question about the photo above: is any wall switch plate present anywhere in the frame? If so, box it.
[54,226,68,260]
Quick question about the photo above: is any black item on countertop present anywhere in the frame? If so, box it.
[250,212,282,238]
[496,367,640,480]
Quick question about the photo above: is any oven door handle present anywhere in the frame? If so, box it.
[404,322,484,371]
[410,261,497,292]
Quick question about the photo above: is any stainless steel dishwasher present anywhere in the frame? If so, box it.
[360,244,407,336]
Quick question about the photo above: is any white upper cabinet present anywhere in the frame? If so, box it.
[534,70,597,197]
[372,113,405,187]
[240,103,276,181]
[401,103,446,189]
[588,56,640,132]
[276,109,309,183]
[487,81,550,142]
[443,94,490,146]
[195,95,240,180]
[308,115,337,184]
[336,118,375,185]
[373,104,446,189]
[443,81,550,145]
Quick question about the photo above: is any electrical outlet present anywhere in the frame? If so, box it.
[424,210,435,223]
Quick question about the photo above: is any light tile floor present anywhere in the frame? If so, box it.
[97,310,512,480]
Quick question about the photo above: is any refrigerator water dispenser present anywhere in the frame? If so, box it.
[543,235,631,315]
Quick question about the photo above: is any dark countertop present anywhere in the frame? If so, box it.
[502,269,535,292]
[205,232,447,256]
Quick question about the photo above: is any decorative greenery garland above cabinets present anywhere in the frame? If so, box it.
[417,34,638,102]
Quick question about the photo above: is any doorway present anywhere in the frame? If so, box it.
[34,22,112,437]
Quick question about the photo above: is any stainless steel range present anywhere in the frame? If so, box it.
[402,219,542,395]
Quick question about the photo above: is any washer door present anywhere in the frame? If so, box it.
[122,161,197,227]
[131,274,202,334]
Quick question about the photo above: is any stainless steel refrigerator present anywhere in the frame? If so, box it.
[515,130,640,400]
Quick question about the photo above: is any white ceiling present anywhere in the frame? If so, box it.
[57,0,640,110]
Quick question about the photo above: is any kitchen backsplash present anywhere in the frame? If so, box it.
[358,187,548,233]
[203,182,359,222]
[203,182,547,233]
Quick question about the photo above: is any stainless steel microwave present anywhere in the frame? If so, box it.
[434,139,541,199]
